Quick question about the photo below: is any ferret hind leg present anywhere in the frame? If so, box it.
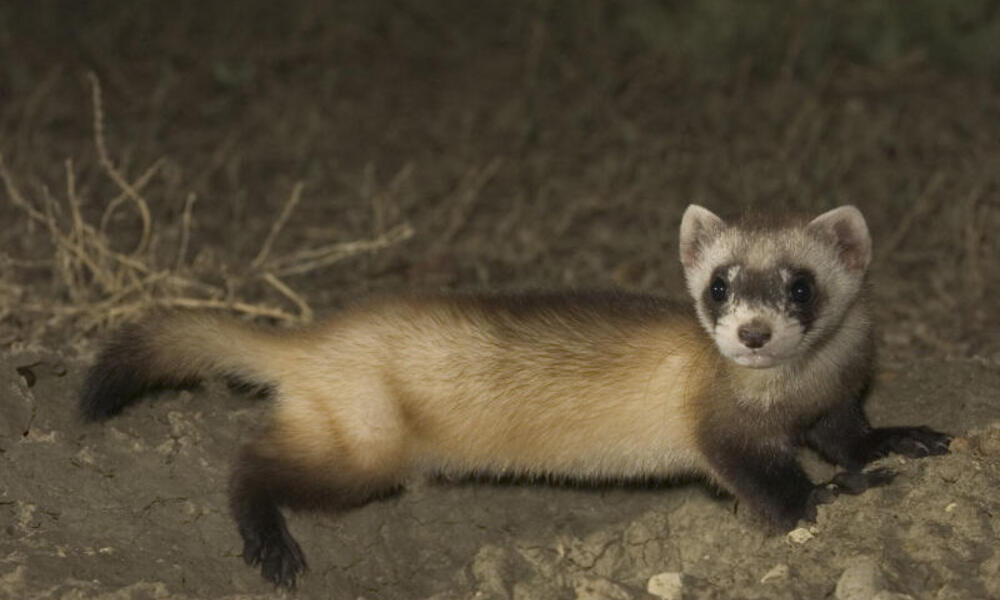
[230,403,407,588]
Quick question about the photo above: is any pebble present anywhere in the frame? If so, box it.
[835,557,887,600]
[976,427,1000,455]
[760,564,789,583]
[786,527,814,544]
[948,436,970,454]
[646,572,684,600]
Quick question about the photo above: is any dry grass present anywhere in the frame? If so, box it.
[0,74,413,343]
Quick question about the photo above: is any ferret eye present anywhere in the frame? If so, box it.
[710,277,728,302]
[790,277,812,304]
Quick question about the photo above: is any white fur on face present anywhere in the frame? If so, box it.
[712,301,804,368]
[684,234,732,315]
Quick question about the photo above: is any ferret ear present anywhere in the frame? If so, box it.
[806,205,872,272]
[679,204,725,269]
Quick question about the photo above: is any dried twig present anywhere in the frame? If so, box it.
[65,159,85,247]
[252,181,304,269]
[261,272,313,322]
[151,297,301,322]
[267,223,414,277]
[437,158,503,248]
[0,154,46,222]
[961,184,986,303]
[878,171,946,263]
[98,158,164,236]
[88,72,153,256]
[24,294,301,328]
[175,193,197,272]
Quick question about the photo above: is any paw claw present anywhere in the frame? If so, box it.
[810,486,838,505]
[239,522,306,588]
[829,468,895,495]
[884,427,951,459]
[864,467,896,486]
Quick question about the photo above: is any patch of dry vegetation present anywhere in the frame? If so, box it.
[0,74,412,344]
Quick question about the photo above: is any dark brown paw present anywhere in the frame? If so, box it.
[242,521,307,588]
[886,426,951,458]
[767,495,819,531]
[828,467,896,495]
[808,485,837,507]
[791,468,897,529]
[796,484,839,526]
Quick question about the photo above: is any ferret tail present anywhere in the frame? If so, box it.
[80,310,287,421]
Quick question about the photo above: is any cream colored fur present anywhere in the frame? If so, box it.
[142,299,716,484]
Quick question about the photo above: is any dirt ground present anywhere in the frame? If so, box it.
[2,2,999,599]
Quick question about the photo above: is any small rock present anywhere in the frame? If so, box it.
[935,459,965,483]
[835,557,887,600]
[472,545,511,598]
[872,593,914,600]
[786,527,814,544]
[74,447,97,466]
[980,554,1000,598]
[0,565,27,597]
[975,426,1000,455]
[0,365,34,441]
[647,572,684,600]
[760,564,789,583]
[947,436,970,454]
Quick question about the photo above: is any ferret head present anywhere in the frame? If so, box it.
[679,205,871,369]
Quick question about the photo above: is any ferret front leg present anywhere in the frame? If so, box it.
[701,438,822,530]
[805,400,951,472]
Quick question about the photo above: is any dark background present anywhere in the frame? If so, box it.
[3,1,998,342]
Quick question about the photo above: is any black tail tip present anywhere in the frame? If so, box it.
[78,323,162,422]
[79,359,150,422]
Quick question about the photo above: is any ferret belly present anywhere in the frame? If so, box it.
[420,416,704,481]
[400,351,705,481]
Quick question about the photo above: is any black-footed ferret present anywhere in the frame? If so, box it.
[80,204,950,588]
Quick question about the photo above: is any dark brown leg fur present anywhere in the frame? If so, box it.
[700,438,819,529]
[805,401,951,471]
[229,434,401,589]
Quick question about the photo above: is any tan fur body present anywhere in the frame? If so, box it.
[144,296,710,482]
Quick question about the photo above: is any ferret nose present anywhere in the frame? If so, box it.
[738,321,772,349]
